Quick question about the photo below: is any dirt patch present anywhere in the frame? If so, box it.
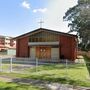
[0,75,89,90]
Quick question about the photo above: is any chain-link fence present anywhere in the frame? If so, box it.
[0,57,90,82]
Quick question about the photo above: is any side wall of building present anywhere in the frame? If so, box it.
[16,36,29,57]
[59,35,77,60]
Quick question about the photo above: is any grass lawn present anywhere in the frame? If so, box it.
[84,55,90,75]
[25,63,90,87]
[0,57,90,87]
[0,81,45,90]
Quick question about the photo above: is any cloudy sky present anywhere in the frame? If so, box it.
[0,0,77,36]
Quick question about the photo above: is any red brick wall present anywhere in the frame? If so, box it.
[16,34,77,60]
[59,35,77,60]
[16,36,29,57]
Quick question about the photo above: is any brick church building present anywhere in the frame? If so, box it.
[14,28,77,61]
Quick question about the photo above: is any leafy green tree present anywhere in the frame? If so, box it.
[63,0,90,51]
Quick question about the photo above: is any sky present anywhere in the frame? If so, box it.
[0,0,77,37]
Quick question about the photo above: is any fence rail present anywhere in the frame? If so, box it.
[0,57,90,82]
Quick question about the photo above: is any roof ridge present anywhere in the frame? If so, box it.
[13,28,77,39]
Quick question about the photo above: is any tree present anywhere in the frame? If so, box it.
[63,0,90,51]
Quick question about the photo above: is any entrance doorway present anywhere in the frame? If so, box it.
[36,46,51,59]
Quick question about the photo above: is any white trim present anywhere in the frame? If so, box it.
[28,42,59,46]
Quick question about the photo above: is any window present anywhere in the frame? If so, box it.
[29,31,59,42]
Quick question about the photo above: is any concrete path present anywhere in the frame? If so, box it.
[0,75,90,90]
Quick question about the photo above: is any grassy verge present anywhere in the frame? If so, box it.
[83,55,90,75]
[0,81,45,90]
[25,64,90,87]
[0,63,90,87]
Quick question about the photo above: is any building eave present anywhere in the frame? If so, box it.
[13,28,77,40]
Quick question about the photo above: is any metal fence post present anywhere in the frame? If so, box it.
[10,57,13,72]
[0,58,2,72]
[36,58,38,72]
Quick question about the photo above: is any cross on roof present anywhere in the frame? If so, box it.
[38,20,44,28]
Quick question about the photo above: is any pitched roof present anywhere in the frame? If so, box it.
[13,28,77,39]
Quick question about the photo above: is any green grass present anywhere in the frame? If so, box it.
[83,55,90,75]
[0,63,90,87]
[0,59,90,87]
[24,63,90,87]
[0,81,45,90]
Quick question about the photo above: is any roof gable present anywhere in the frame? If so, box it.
[14,28,77,39]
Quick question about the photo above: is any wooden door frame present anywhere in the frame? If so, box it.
[36,46,51,59]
